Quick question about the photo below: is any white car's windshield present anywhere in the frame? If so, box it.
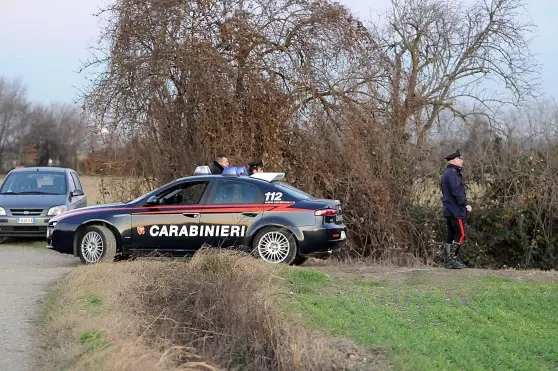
[0,172,67,195]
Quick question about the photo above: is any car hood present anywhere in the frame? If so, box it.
[50,202,126,222]
[0,194,68,209]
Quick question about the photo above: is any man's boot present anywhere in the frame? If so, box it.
[443,243,452,267]
[444,242,465,269]
[451,242,466,268]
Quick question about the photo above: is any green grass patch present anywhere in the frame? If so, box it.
[84,293,103,315]
[88,293,102,306]
[281,267,558,371]
[404,275,427,286]
[355,279,387,287]
[282,268,332,294]
[282,268,330,284]
[479,275,513,284]
[79,330,111,353]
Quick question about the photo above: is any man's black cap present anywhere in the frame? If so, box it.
[444,149,462,161]
[248,159,264,168]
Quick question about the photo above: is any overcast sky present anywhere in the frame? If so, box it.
[0,0,556,105]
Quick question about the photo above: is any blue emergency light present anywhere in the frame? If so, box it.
[222,165,248,176]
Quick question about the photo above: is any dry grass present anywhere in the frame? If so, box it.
[78,175,115,204]
[78,175,141,204]
[311,260,558,284]
[39,249,384,371]
[409,178,486,207]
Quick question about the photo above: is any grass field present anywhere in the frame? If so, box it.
[39,250,558,371]
[282,265,558,370]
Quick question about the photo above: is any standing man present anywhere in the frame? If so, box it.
[440,149,471,269]
[209,155,229,174]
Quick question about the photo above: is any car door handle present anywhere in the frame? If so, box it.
[241,212,258,217]
[183,213,200,218]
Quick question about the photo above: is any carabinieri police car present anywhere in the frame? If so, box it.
[46,166,347,265]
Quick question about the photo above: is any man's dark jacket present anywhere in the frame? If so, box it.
[441,164,468,219]
[209,161,224,174]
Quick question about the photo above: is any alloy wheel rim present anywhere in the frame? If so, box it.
[81,231,104,263]
[257,231,290,263]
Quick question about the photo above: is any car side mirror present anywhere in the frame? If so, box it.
[145,195,159,205]
[71,189,85,197]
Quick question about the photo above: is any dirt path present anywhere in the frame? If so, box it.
[308,261,558,283]
[0,246,78,371]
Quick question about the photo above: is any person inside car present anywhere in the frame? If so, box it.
[209,155,230,174]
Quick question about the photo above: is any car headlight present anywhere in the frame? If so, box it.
[0,207,5,216]
[47,205,68,216]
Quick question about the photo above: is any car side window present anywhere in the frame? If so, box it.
[159,181,208,205]
[209,181,262,204]
[71,173,83,190]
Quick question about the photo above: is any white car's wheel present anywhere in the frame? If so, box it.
[78,225,117,264]
[253,227,297,264]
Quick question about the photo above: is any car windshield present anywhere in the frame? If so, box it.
[271,181,312,200]
[0,172,67,195]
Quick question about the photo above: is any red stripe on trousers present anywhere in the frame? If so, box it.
[458,218,465,244]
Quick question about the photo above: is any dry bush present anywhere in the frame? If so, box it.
[40,250,386,370]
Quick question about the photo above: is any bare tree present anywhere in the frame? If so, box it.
[23,103,86,167]
[50,103,87,167]
[0,77,29,170]
[370,0,539,148]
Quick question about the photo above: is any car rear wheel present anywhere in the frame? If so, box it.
[78,225,117,264]
[253,227,297,264]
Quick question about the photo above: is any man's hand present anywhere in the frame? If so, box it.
[466,205,472,212]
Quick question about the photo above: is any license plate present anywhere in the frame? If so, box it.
[17,217,35,224]
[340,231,346,239]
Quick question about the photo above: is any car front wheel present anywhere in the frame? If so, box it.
[253,227,297,265]
[78,225,117,264]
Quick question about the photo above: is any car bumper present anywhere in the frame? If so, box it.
[46,226,74,254]
[0,216,51,238]
[298,225,347,257]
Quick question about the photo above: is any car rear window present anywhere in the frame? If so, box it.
[0,172,67,195]
[271,181,312,200]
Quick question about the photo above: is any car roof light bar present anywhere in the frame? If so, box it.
[193,166,212,175]
[250,172,285,182]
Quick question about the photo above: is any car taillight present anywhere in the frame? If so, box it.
[315,209,337,216]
